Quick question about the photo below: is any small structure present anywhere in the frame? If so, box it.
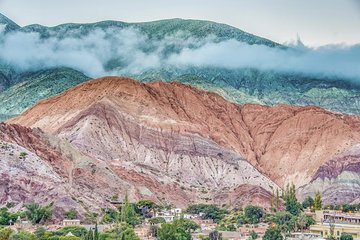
[65,232,75,237]
[13,216,32,231]
[170,208,182,216]
[62,219,81,227]
[309,210,360,239]
[239,223,268,238]
[193,218,216,231]
[83,224,114,232]
[183,214,195,219]
[155,208,183,222]
[193,231,242,240]
[310,223,360,239]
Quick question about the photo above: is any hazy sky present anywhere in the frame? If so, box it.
[1,0,360,46]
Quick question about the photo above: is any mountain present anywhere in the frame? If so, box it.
[0,13,359,121]
[0,13,20,33]
[9,77,360,205]
[0,123,90,219]
[3,78,291,216]
[20,18,280,47]
[0,68,90,121]
[134,67,360,116]
[298,144,360,203]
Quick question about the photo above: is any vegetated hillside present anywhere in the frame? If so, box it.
[9,77,360,204]
[134,67,360,116]
[0,67,90,121]
[20,18,280,47]
[2,13,360,119]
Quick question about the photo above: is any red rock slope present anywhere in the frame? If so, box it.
[9,77,360,203]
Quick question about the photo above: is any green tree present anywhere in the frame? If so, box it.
[157,223,191,240]
[19,152,28,160]
[9,231,36,240]
[94,223,99,240]
[137,200,156,210]
[342,204,357,213]
[284,184,301,215]
[149,217,166,225]
[302,196,314,209]
[275,189,280,211]
[314,192,322,210]
[149,225,159,237]
[173,219,200,233]
[111,223,139,240]
[249,231,258,240]
[34,227,52,240]
[59,237,80,240]
[263,227,283,240]
[266,212,298,234]
[57,226,87,238]
[209,230,222,240]
[244,205,264,224]
[64,209,77,220]
[101,208,118,224]
[0,228,13,240]
[0,207,23,225]
[340,233,353,240]
[24,202,53,224]
[85,212,98,224]
[186,204,228,223]
[120,193,140,226]
[85,229,94,240]
[295,213,315,231]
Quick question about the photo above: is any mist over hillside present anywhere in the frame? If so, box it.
[1,13,360,119]
[0,15,359,81]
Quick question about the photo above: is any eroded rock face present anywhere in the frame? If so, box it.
[0,124,83,221]
[298,145,360,204]
[6,78,281,209]
[0,121,275,220]
[7,77,360,205]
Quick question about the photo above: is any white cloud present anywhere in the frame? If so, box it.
[0,26,359,81]
[0,24,6,34]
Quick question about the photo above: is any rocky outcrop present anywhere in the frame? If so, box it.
[10,77,360,189]
[7,78,283,208]
[298,145,360,204]
[0,120,275,220]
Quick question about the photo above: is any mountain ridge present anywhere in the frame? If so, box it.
[1,13,360,120]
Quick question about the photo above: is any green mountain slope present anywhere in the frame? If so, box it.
[21,18,280,47]
[0,13,360,120]
[0,68,90,121]
[130,67,360,116]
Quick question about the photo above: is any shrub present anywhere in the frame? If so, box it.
[148,217,166,225]
[56,226,87,238]
[59,237,80,240]
[24,202,53,224]
[0,228,13,240]
[9,231,36,240]
[340,233,353,240]
[64,209,77,220]
[263,226,283,240]
[186,204,228,223]
[249,230,258,240]
[244,205,264,224]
